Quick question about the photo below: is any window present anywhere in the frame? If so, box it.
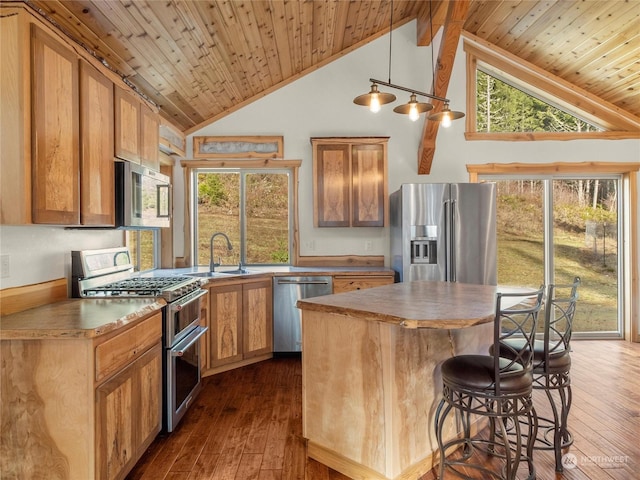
[469,162,639,340]
[463,36,640,138]
[476,70,601,133]
[192,168,292,267]
[126,229,158,272]
[489,177,621,336]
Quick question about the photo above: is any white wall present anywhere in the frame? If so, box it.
[0,226,123,289]
[180,20,640,264]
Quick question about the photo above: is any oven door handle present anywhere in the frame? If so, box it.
[171,326,208,357]
[171,288,208,311]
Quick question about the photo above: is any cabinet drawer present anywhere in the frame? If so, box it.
[95,312,162,383]
[333,275,394,293]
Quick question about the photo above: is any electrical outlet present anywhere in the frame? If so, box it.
[0,255,10,278]
[306,240,315,251]
[364,240,373,252]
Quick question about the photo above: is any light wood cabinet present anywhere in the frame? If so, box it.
[114,88,140,163]
[312,137,389,227]
[95,312,162,480]
[205,277,273,373]
[243,278,273,358]
[209,283,243,368]
[0,9,116,226]
[80,61,115,225]
[0,308,162,480]
[115,87,160,171]
[140,105,160,171]
[333,274,395,293]
[31,23,80,224]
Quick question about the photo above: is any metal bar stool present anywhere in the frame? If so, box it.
[494,278,580,472]
[530,278,580,471]
[434,287,545,480]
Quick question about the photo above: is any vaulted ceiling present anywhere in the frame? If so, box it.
[24,0,640,134]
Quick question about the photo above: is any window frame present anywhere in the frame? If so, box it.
[468,162,639,341]
[462,33,640,141]
[181,159,301,268]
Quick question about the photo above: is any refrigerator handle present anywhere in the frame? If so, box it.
[450,199,456,282]
[444,199,450,281]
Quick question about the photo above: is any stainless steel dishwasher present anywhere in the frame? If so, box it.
[273,276,333,353]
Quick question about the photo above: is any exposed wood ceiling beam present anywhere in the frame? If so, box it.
[418,0,470,175]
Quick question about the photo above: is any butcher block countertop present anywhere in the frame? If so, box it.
[297,280,503,329]
[0,298,166,340]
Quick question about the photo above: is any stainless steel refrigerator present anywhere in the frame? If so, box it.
[390,183,497,285]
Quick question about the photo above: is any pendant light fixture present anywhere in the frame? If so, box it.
[353,0,464,126]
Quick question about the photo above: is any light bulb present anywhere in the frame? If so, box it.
[369,93,381,113]
[441,110,452,128]
[409,103,419,121]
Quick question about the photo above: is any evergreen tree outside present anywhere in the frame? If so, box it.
[476,71,601,133]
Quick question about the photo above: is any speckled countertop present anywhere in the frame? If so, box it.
[0,298,166,340]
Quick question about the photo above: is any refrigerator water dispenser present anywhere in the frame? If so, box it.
[411,239,437,264]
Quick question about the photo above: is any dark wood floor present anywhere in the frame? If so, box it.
[126,340,639,480]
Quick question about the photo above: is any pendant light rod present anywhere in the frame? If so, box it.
[368,78,449,103]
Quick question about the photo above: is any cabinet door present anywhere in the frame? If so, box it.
[209,284,243,367]
[136,343,162,455]
[31,25,80,224]
[80,61,114,225]
[96,343,161,480]
[96,360,136,480]
[314,143,350,227]
[243,279,273,358]
[351,144,385,227]
[114,88,140,163]
[140,105,159,171]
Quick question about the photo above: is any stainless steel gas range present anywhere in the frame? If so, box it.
[72,247,207,432]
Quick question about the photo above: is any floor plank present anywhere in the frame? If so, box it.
[127,340,639,480]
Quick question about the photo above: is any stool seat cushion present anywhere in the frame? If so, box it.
[497,338,571,373]
[441,354,532,394]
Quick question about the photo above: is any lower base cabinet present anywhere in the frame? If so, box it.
[96,343,162,480]
[204,277,273,373]
[0,310,162,480]
[333,274,395,293]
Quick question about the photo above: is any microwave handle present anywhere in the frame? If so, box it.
[157,184,171,218]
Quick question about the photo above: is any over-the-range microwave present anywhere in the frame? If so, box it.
[115,161,171,228]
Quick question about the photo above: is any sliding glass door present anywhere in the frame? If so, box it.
[489,176,621,337]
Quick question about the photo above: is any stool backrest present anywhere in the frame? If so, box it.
[494,287,545,395]
[543,277,580,365]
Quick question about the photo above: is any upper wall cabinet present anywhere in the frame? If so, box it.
[30,24,80,224]
[311,137,389,227]
[0,10,115,226]
[115,87,160,171]
[80,62,115,226]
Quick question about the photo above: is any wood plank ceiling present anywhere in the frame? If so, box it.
[24,0,640,134]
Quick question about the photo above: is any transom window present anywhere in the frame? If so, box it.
[476,70,601,133]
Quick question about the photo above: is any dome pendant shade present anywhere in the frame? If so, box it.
[428,103,465,127]
[393,94,433,120]
[354,84,396,112]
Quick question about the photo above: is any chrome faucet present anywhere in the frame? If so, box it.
[209,232,233,272]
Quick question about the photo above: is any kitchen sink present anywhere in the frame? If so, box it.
[185,268,255,278]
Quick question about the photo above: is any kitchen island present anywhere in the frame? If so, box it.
[297,281,504,480]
